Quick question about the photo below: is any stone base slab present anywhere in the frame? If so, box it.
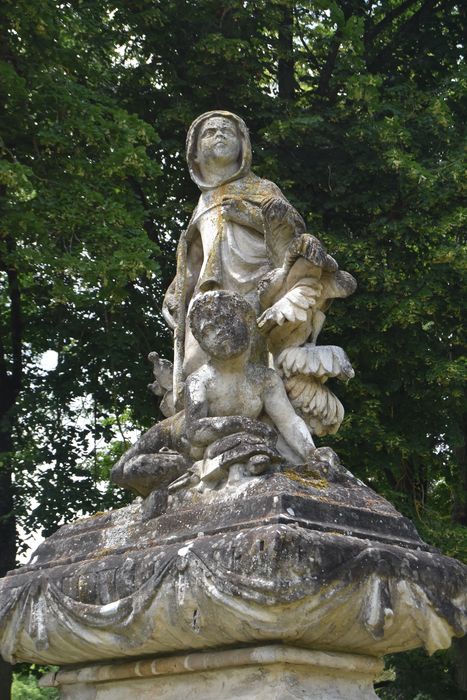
[41,644,383,699]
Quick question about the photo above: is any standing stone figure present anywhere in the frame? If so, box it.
[112,111,356,497]
[163,110,307,378]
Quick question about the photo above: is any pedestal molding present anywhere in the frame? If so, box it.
[40,644,384,688]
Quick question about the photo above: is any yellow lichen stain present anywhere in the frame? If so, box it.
[283,469,328,490]
[92,547,114,559]
[75,511,106,523]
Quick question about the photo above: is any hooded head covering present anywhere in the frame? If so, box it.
[186,111,252,191]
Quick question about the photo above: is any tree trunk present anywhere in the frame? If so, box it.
[452,417,467,526]
[277,2,296,101]
[0,233,22,700]
[451,416,467,692]
[0,430,16,700]
[452,634,467,694]
[0,659,13,700]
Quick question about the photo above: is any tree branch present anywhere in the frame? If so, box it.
[315,0,357,99]
[127,176,160,246]
[278,3,297,100]
[296,30,321,71]
[365,0,421,48]
[368,0,444,72]
[316,33,341,98]
[5,239,22,396]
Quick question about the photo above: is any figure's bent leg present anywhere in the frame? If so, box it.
[110,414,189,498]
[113,451,190,498]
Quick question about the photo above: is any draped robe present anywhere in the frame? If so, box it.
[162,111,304,395]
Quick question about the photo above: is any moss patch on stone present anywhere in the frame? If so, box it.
[283,469,328,490]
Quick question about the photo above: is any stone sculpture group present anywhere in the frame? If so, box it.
[112,110,356,499]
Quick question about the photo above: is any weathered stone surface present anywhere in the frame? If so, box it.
[110,111,359,501]
[39,645,384,699]
[1,466,465,665]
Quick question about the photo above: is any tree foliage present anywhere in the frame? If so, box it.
[0,1,465,698]
[12,672,58,700]
[1,0,165,548]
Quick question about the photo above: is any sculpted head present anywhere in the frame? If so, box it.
[186,111,252,190]
[196,116,241,172]
[189,291,255,360]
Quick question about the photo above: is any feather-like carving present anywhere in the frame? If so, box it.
[284,374,345,436]
[278,345,354,382]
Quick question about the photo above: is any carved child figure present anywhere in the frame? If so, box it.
[111,290,316,497]
[183,290,316,488]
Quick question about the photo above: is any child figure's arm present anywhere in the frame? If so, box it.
[263,370,316,461]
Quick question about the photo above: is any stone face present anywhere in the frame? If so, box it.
[1,465,465,666]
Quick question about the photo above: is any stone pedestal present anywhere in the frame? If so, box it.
[1,465,466,698]
[40,645,383,700]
